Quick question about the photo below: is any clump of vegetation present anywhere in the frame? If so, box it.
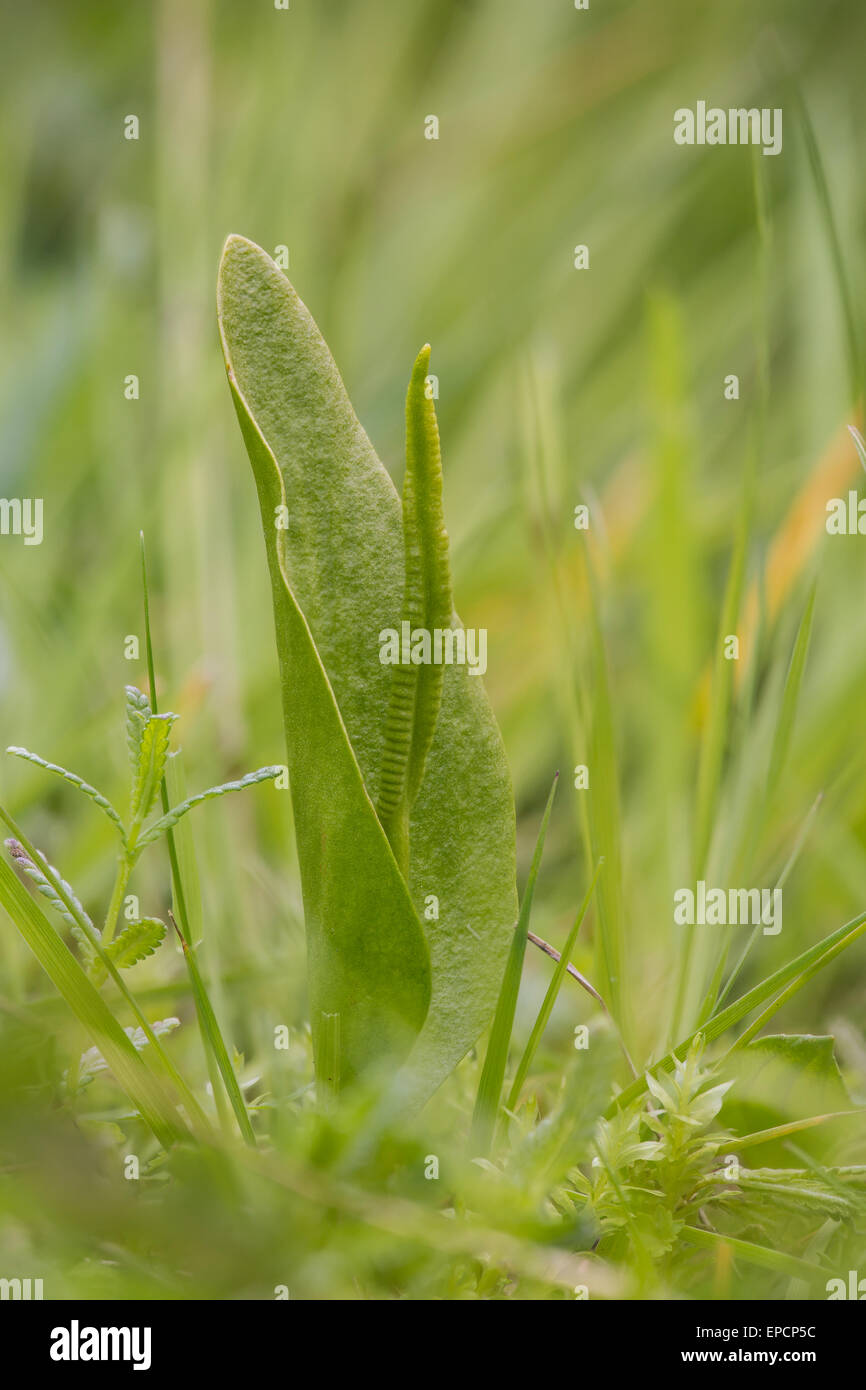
[0,238,864,1301]
[1,663,277,1148]
[218,234,518,1104]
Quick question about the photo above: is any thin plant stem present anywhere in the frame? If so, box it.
[102,858,131,946]
[141,531,255,1145]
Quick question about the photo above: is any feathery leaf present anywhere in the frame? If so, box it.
[129,715,177,829]
[6,746,126,839]
[137,766,280,848]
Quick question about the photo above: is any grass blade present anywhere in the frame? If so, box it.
[169,911,256,1146]
[793,88,863,409]
[162,748,229,1134]
[0,802,209,1130]
[725,1111,863,1151]
[670,461,752,1043]
[141,532,257,1145]
[725,924,863,1057]
[681,1225,826,1283]
[610,906,866,1116]
[0,853,188,1148]
[849,424,866,472]
[764,582,817,804]
[582,557,627,1036]
[710,792,823,1018]
[698,614,821,1025]
[470,772,558,1155]
[507,858,603,1109]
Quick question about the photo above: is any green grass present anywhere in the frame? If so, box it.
[0,0,865,1301]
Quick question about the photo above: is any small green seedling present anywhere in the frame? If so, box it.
[5,684,277,982]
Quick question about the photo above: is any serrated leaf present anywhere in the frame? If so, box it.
[129,715,177,829]
[716,1163,859,1220]
[125,685,152,774]
[218,235,517,1096]
[5,837,97,971]
[137,765,280,848]
[6,746,125,839]
[91,917,166,988]
[79,1016,181,1080]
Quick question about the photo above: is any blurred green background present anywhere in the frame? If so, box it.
[1,0,865,1297]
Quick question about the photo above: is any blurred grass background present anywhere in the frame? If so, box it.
[1,0,865,1296]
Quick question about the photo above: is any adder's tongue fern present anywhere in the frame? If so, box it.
[218,234,517,1099]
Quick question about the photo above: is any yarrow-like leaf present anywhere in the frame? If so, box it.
[136,766,281,848]
[89,916,167,987]
[125,684,152,774]
[6,747,125,839]
[78,1016,181,1082]
[129,714,178,829]
[5,837,97,969]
